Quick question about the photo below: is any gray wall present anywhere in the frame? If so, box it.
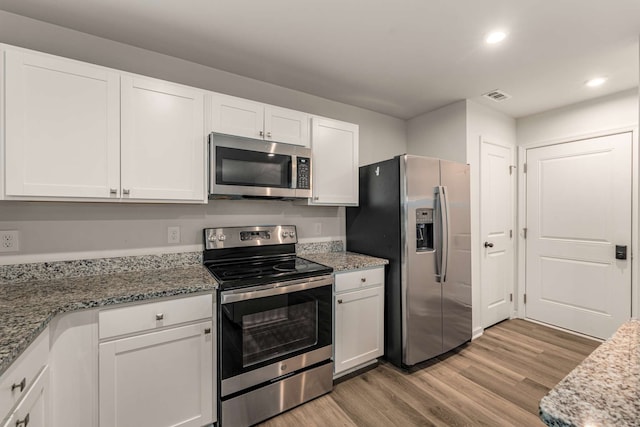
[0,11,406,262]
[406,101,467,162]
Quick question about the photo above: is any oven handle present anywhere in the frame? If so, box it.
[220,274,333,304]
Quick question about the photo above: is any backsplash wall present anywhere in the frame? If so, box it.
[0,200,344,264]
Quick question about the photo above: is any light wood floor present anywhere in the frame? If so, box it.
[259,319,600,427]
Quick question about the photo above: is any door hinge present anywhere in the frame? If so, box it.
[509,165,516,175]
[509,293,513,302]
[524,294,527,304]
[523,227,527,239]
[523,163,527,173]
[509,229,513,239]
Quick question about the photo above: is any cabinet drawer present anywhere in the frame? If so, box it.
[0,328,49,419]
[99,294,213,339]
[335,267,384,293]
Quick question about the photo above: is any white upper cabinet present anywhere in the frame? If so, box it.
[1,46,207,203]
[211,93,309,147]
[308,116,359,206]
[121,75,205,202]
[264,105,309,147]
[4,49,120,199]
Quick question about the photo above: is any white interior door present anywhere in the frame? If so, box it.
[480,140,514,328]
[525,132,632,339]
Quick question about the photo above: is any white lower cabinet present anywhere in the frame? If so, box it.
[334,267,384,377]
[3,366,50,427]
[98,294,214,427]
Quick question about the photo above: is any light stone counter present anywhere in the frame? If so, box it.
[301,251,388,272]
[539,319,640,426]
[0,254,217,377]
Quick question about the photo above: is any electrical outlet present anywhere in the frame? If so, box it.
[167,226,180,244]
[314,223,322,236]
[0,230,19,253]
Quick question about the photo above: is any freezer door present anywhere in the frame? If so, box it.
[402,155,442,365]
[440,160,472,352]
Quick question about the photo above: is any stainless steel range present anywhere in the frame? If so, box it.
[203,225,333,427]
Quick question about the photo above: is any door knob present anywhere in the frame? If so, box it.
[484,242,494,248]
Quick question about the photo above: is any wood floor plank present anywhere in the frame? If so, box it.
[257,319,600,427]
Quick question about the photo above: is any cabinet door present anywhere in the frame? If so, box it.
[99,321,213,427]
[264,106,309,147]
[211,93,264,140]
[3,366,50,427]
[4,50,120,198]
[310,117,359,205]
[334,285,384,375]
[121,76,205,202]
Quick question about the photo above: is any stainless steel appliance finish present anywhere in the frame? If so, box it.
[203,225,333,427]
[221,345,332,396]
[346,154,471,368]
[222,361,333,427]
[208,133,312,199]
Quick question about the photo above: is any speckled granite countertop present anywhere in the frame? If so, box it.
[0,265,217,377]
[301,251,388,272]
[539,319,640,426]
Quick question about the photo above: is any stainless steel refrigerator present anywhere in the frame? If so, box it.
[346,154,471,368]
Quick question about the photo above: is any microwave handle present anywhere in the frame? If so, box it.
[291,155,297,189]
[208,133,214,193]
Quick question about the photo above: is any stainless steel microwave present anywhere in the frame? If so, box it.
[208,133,312,199]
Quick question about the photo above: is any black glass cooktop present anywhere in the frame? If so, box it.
[205,255,333,290]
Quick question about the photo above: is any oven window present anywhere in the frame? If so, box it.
[220,285,332,381]
[216,146,291,188]
[242,299,317,367]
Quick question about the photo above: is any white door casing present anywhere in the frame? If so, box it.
[480,139,515,328]
[525,132,632,339]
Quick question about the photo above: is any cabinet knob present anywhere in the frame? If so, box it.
[266,131,272,138]
[337,299,343,304]
[109,188,118,195]
[259,130,264,137]
[11,378,26,393]
[122,189,130,195]
[15,413,29,427]
[204,328,211,334]
[361,277,367,283]
[314,196,319,201]
[156,313,164,321]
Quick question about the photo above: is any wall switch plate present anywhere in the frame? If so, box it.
[0,230,19,252]
[167,226,180,244]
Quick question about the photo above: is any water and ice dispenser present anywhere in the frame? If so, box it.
[416,208,434,251]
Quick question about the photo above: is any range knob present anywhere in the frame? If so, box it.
[281,231,288,238]
[217,234,226,241]
[289,231,295,238]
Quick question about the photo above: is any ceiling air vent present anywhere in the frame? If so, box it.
[482,89,512,102]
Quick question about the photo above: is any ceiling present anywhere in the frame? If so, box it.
[0,0,638,120]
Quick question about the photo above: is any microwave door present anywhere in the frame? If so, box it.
[209,133,305,198]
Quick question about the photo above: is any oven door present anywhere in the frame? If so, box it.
[219,275,332,397]
[209,133,311,198]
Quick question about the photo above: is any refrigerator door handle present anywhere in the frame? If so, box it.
[435,186,450,283]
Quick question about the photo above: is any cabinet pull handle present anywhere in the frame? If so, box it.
[337,299,343,304]
[122,189,130,195]
[109,188,117,195]
[15,413,29,427]
[11,378,26,393]
[156,313,164,321]
[361,277,367,283]
[204,328,211,334]
[259,130,264,137]
[266,131,272,138]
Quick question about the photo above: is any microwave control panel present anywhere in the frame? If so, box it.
[297,157,311,189]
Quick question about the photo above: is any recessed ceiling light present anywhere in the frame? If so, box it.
[485,31,507,44]
[585,77,607,87]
